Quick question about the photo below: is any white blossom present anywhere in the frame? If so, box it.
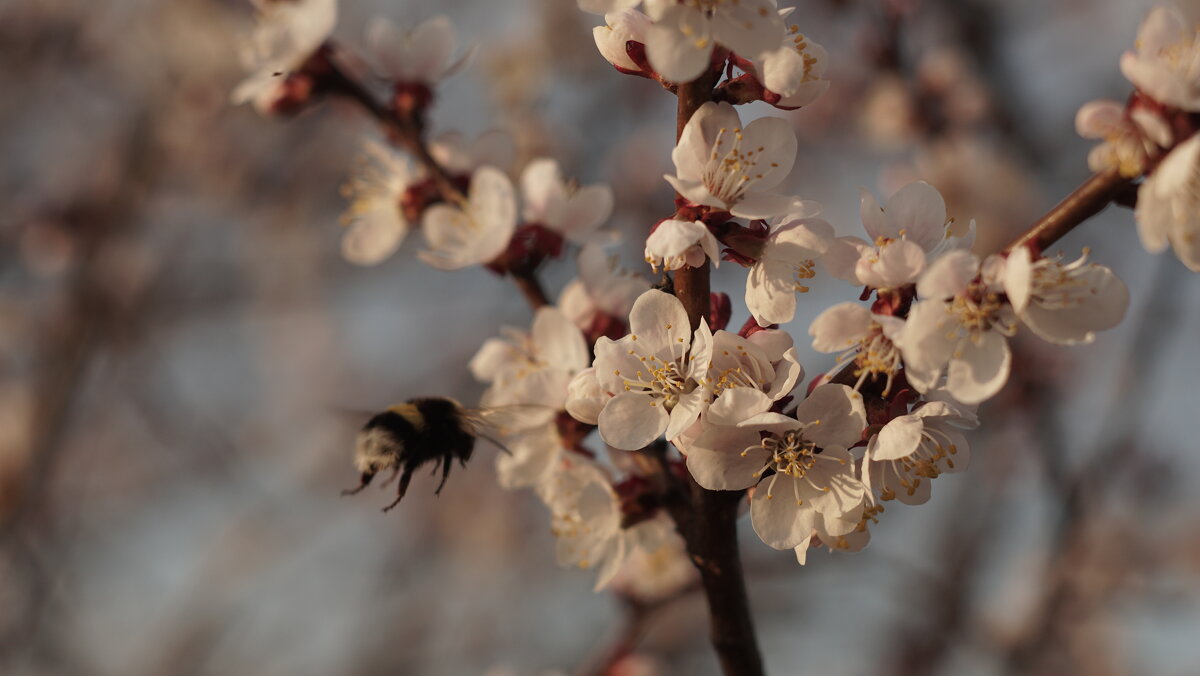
[895,250,1016,405]
[642,0,785,83]
[792,502,879,565]
[1075,99,1172,177]
[862,399,976,505]
[703,330,803,426]
[809,302,906,395]
[560,243,652,334]
[232,0,337,109]
[1120,6,1200,111]
[339,141,419,266]
[470,306,590,410]
[686,384,868,550]
[750,24,830,107]
[366,15,466,84]
[537,459,628,590]
[1135,133,1200,271]
[665,102,803,219]
[1003,247,1131,344]
[520,158,614,244]
[824,181,972,291]
[593,9,652,72]
[582,290,714,450]
[745,215,832,326]
[419,166,517,270]
[643,220,720,272]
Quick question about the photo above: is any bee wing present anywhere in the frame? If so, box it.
[463,405,556,440]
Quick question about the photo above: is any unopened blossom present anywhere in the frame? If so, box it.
[593,9,652,72]
[232,0,337,110]
[825,181,972,290]
[686,384,868,550]
[704,330,803,426]
[1135,133,1200,271]
[644,220,720,272]
[430,129,516,175]
[809,303,906,395]
[1075,99,1172,177]
[1003,247,1131,343]
[744,215,832,326]
[521,158,615,244]
[641,0,785,84]
[580,290,714,450]
[1120,6,1200,111]
[470,306,590,409]
[665,102,803,219]
[419,166,517,269]
[895,250,1016,405]
[750,22,830,107]
[339,141,420,266]
[862,399,976,505]
[560,243,652,336]
[366,15,466,85]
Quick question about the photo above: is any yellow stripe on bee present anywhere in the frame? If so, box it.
[386,403,426,430]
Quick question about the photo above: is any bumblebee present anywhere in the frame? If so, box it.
[343,397,552,511]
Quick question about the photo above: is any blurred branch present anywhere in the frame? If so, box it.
[1003,258,1183,674]
[575,582,702,676]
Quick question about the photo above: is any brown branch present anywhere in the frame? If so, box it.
[511,270,550,309]
[661,65,766,676]
[1001,170,1132,255]
[673,72,721,331]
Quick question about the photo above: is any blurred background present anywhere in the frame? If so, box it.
[2,0,1199,674]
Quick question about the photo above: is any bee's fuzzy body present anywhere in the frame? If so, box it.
[345,397,478,511]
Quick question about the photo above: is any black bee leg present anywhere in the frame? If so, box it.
[382,470,414,513]
[434,453,454,495]
[341,471,375,496]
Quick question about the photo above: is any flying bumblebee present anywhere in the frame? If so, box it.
[343,397,552,511]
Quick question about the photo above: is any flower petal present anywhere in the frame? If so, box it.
[598,392,669,450]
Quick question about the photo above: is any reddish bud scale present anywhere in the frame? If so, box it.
[709,292,732,331]
[391,81,435,126]
[584,312,628,346]
[871,284,916,317]
[400,175,468,223]
[625,40,652,75]
[556,411,595,458]
[736,315,776,338]
[263,44,338,116]
[616,475,661,529]
[486,224,565,277]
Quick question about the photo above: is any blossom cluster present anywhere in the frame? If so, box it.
[1077,5,1200,271]
[232,0,1191,585]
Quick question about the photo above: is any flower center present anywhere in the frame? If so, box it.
[619,353,693,410]
[704,127,777,207]
[948,281,1013,337]
[877,426,960,501]
[849,323,902,395]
